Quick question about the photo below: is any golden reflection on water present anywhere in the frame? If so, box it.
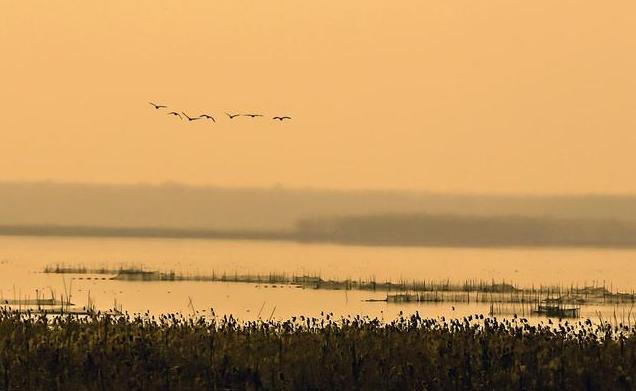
[1,236,635,322]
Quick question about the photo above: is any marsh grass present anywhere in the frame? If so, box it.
[0,309,635,390]
[43,263,636,309]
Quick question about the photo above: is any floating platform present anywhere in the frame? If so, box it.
[533,303,580,318]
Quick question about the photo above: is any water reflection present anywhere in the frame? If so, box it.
[1,236,636,324]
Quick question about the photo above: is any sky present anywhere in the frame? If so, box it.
[1,1,635,194]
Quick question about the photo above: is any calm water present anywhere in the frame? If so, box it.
[1,236,635,321]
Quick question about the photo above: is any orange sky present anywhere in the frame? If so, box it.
[1,1,635,194]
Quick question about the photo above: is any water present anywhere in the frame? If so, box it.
[1,235,635,322]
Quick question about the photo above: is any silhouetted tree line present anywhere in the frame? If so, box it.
[295,214,636,247]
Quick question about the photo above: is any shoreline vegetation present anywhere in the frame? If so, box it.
[0,309,635,390]
[41,265,636,313]
[5,211,636,248]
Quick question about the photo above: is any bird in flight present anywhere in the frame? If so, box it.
[199,114,216,122]
[167,111,182,119]
[225,112,241,119]
[149,102,167,110]
[182,112,202,121]
[243,114,263,118]
[273,116,292,121]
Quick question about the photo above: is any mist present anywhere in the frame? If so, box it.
[3,182,636,247]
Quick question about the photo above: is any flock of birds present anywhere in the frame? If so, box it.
[149,102,292,122]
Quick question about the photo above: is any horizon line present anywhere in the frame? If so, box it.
[2,179,636,198]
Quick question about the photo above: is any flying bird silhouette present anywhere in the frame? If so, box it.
[182,112,202,121]
[167,111,182,119]
[199,114,216,122]
[243,114,263,118]
[225,112,241,119]
[272,116,292,121]
[149,102,167,109]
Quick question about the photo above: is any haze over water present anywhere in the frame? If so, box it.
[3,3,636,390]
[2,1,636,324]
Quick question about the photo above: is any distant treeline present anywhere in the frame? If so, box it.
[295,214,636,248]
[4,213,636,248]
[0,225,292,241]
[4,182,636,231]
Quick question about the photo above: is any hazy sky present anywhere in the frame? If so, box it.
[1,1,635,194]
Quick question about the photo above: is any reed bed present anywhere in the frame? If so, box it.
[43,264,636,307]
[0,309,635,390]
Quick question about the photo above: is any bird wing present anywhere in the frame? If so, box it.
[149,102,157,107]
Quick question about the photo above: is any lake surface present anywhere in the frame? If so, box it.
[1,235,635,322]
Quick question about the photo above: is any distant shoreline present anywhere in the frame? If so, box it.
[0,225,295,242]
[4,223,636,249]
